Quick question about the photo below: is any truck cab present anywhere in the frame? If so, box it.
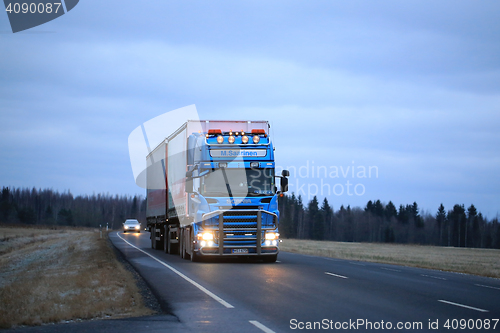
[184,122,288,262]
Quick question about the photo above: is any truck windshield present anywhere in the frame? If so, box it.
[202,168,275,197]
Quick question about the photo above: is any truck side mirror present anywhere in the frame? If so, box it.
[282,170,290,177]
[280,177,288,193]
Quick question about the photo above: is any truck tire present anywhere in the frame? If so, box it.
[154,228,163,250]
[150,226,155,249]
[190,250,200,262]
[151,226,162,250]
[164,225,169,253]
[190,229,200,262]
[180,229,191,260]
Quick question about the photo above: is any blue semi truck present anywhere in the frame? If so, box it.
[146,120,289,262]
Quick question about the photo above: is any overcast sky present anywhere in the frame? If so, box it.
[1,0,499,218]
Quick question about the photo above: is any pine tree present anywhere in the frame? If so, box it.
[436,204,446,246]
[308,196,322,240]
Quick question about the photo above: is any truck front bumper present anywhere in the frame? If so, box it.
[199,209,278,256]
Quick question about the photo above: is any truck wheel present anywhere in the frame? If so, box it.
[167,227,179,255]
[154,229,163,250]
[151,227,155,249]
[164,226,169,253]
[180,229,190,260]
[190,251,201,262]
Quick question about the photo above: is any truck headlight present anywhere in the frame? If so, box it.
[198,232,214,241]
[265,232,279,240]
[241,135,249,144]
[228,135,235,144]
[217,135,224,144]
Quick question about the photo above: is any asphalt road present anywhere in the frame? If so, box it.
[108,231,500,333]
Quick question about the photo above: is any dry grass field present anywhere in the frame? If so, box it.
[0,226,154,329]
[280,239,500,278]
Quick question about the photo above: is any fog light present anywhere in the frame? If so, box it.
[228,135,235,144]
[217,135,224,144]
[201,240,207,247]
[242,135,249,144]
[253,135,260,144]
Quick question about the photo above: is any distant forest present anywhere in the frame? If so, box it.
[0,187,145,230]
[1,186,499,249]
[279,193,500,249]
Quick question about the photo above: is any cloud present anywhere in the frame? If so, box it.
[0,0,499,216]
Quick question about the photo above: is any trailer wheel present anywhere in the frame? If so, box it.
[150,226,155,249]
[154,228,163,250]
[167,226,179,255]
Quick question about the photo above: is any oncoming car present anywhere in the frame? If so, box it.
[123,219,141,233]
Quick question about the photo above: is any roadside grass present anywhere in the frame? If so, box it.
[280,239,500,278]
[0,226,154,329]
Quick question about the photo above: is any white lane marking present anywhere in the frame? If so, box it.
[349,262,365,266]
[276,261,281,263]
[421,274,447,280]
[438,300,489,313]
[475,284,500,291]
[380,267,401,272]
[116,232,234,308]
[249,320,275,333]
[325,272,348,279]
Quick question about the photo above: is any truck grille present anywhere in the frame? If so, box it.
[202,208,277,247]
[204,209,276,229]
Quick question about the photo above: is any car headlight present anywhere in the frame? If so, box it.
[265,232,279,240]
[135,226,140,229]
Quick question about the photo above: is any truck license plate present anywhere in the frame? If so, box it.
[232,248,249,254]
